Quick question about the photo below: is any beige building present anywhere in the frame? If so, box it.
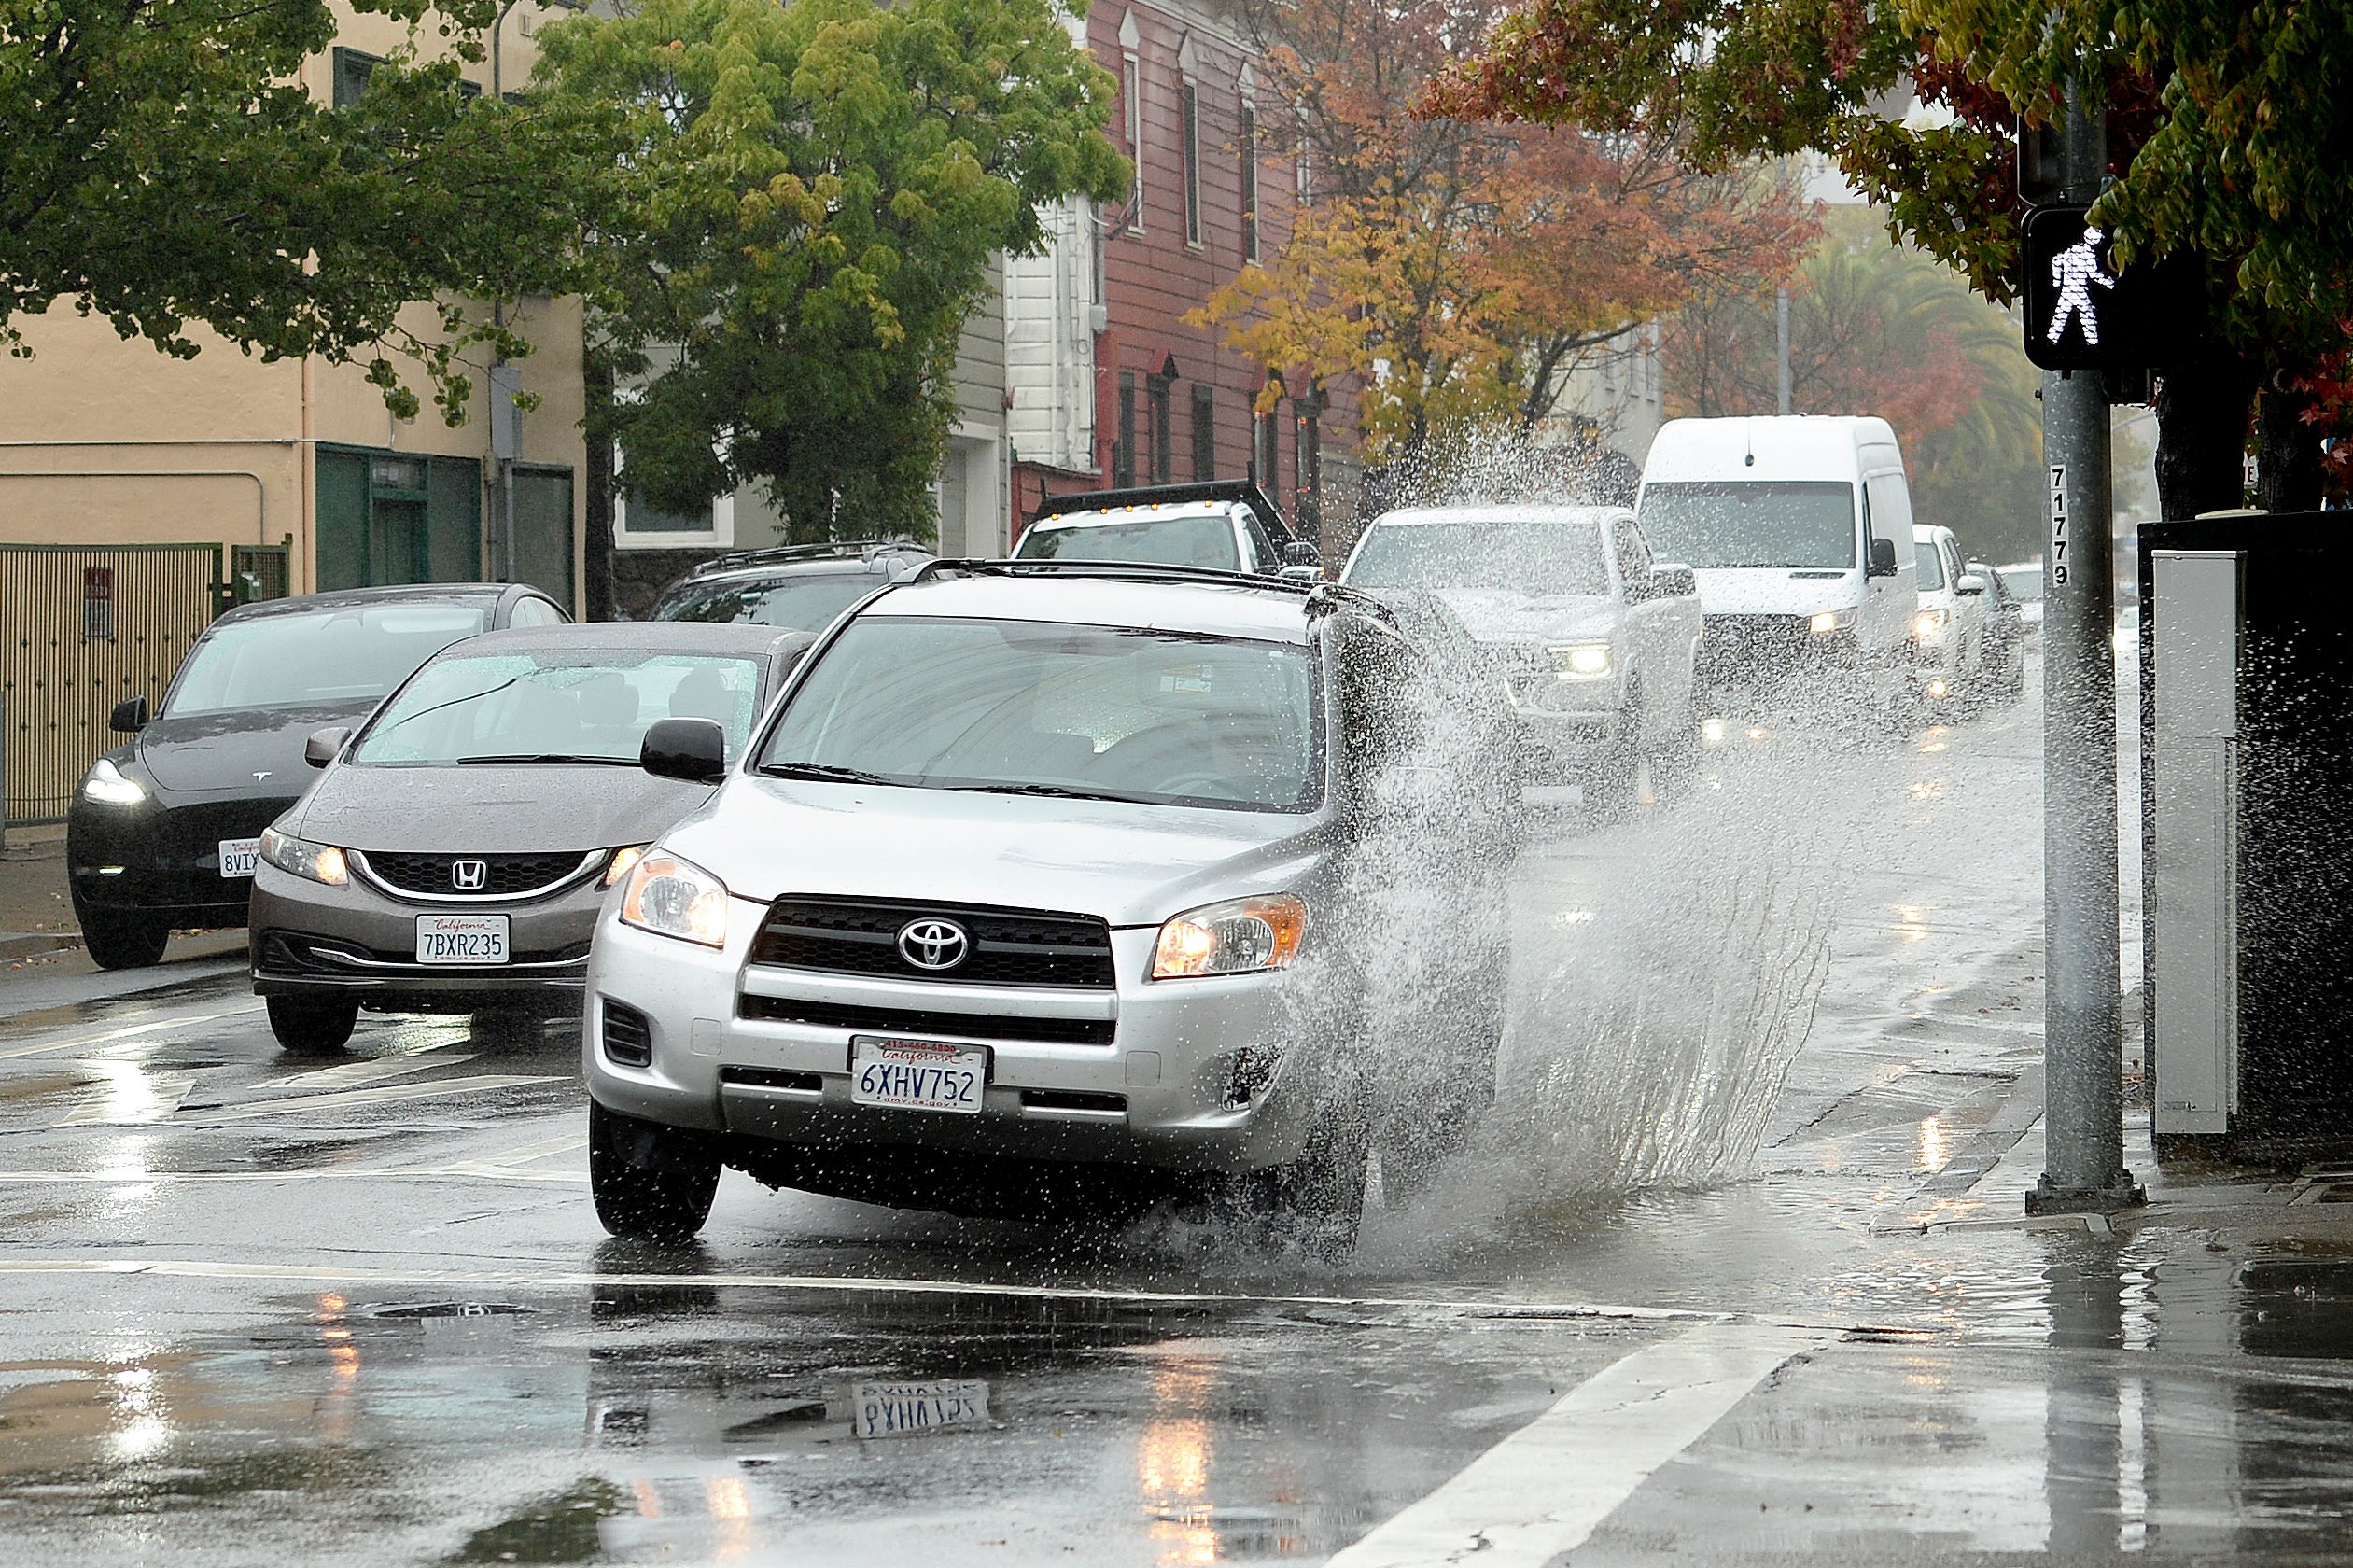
[0,4,589,612]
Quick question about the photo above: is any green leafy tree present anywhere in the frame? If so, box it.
[533,0,1127,539]
[0,0,615,421]
[1433,0,2353,516]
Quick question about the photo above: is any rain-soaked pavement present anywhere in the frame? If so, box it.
[10,657,2353,1565]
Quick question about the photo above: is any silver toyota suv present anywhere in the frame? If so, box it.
[583,562,1514,1246]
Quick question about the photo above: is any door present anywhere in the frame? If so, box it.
[1861,471,1915,655]
[508,465,576,610]
[316,447,483,591]
[1611,517,1685,736]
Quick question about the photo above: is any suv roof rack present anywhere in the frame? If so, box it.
[906,558,1394,623]
[688,539,928,578]
[1029,481,1293,539]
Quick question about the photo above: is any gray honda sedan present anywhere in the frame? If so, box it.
[248,623,811,1051]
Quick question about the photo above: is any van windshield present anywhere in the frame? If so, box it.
[1636,482,1858,569]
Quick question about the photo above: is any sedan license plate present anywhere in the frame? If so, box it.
[849,1036,986,1114]
[217,837,261,879]
[415,914,510,966]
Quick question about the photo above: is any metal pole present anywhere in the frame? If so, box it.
[1775,288,1792,415]
[2032,78,2142,1213]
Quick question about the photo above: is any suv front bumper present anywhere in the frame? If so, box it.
[583,900,1316,1177]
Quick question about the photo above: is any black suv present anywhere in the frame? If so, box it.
[647,542,932,632]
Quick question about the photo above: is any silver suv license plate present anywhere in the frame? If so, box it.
[849,1036,985,1114]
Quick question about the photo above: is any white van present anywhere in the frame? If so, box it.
[1635,416,1918,705]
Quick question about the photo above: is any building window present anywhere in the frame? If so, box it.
[1123,58,1144,233]
[1181,81,1202,247]
[1240,105,1259,263]
[1114,372,1138,487]
[332,48,381,108]
[1191,385,1216,481]
[614,446,735,539]
[1149,373,1174,485]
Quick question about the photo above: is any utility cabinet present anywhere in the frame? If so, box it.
[2141,514,2353,1157]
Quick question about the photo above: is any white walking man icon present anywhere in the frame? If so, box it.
[2047,225,2116,345]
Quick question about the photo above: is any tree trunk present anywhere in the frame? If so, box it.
[2152,355,2258,520]
[582,354,617,622]
[2255,373,2326,513]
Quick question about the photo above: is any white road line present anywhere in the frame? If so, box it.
[1325,1322,1830,1568]
[0,1169,583,1184]
[59,1071,200,1126]
[0,1255,1710,1320]
[0,1003,266,1062]
[269,1051,474,1093]
[175,1073,564,1123]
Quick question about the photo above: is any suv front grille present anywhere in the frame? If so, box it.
[750,896,1115,988]
[359,850,597,899]
[738,994,1114,1046]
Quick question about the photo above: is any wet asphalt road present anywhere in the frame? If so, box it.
[11,661,2353,1565]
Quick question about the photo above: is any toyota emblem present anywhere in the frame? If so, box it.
[897,917,970,971]
[450,859,489,891]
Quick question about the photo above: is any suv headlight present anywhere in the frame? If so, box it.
[1548,642,1615,679]
[1914,608,1950,638]
[1152,894,1307,979]
[619,851,729,947]
[81,758,146,805]
[259,826,347,887]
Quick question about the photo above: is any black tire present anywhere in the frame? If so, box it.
[267,995,358,1054]
[77,906,170,970]
[589,1100,721,1242]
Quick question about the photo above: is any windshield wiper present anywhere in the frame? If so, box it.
[454,752,637,766]
[761,762,898,784]
[937,781,1135,802]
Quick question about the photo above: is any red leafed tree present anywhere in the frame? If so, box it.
[1199,0,1815,478]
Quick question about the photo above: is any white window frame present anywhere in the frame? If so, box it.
[611,442,736,550]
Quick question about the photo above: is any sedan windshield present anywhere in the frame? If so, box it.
[353,651,764,766]
[163,604,485,715]
[1015,513,1241,570]
[761,617,1318,812]
[1636,482,1858,569]
[1346,519,1611,595]
[654,573,881,633]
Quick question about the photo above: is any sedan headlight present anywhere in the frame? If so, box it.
[259,826,347,887]
[1548,642,1615,679]
[602,844,650,888]
[1151,894,1307,979]
[80,758,146,805]
[1914,608,1950,639]
[618,851,729,947]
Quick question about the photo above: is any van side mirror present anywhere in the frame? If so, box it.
[108,696,149,734]
[1955,573,1987,595]
[641,718,729,785]
[304,727,351,768]
[1868,538,1899,578]
[1649,564,1697,598]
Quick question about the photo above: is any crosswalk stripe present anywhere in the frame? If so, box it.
[175,1073,564,1123]
[1324,1322,1829,1568]
[0,1004,266,1062]
[59,1071,199,1126]
[270,1051,474,1093]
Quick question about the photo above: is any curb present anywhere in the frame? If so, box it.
[0,933,80,962]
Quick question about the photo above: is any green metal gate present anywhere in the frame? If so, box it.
[2,543,222,825]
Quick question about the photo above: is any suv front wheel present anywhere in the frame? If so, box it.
[589,1101,721,1241]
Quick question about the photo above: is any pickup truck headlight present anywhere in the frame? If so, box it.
[80,758,146,805]
[1548,642,1615,679]
[619,851,729,947]
[259,826,347,887]
[1152,894,1307,979]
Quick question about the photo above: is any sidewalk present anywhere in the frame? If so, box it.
[0,825,77,959]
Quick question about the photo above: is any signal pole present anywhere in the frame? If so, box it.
[2032,79,2143,1213]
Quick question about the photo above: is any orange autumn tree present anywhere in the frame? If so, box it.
[1198,0,1814,473]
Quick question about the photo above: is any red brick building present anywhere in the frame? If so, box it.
[1006,3,1358,554]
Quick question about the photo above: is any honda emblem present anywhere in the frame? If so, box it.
[450,859,488,891]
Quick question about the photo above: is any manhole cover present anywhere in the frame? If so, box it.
[369,1301,537,1320]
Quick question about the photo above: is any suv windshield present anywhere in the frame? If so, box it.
[655,573,880,632]
[353,651,763,766]
[1636,482,1858,569]
[1015,513,1241,570]
[163,603,485,715]
[1347,519,1611,595]
[761,616,1318,811]
[1998,566,2042,602]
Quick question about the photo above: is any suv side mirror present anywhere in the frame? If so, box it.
[641,718,729,785]
[1868,537,1899,578]
[108,695,149,734]
[1282,539,1322,568]
[1955,573,1987,595]
[304,726,351,768]
[1649,565,1698,598]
